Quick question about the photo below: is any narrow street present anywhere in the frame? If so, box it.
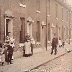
[0,43,72,72]
[30,51,72,72]
[0,0,72,72]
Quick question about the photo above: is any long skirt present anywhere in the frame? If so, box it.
[24,47,32,57]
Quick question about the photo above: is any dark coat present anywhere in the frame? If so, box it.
[4,49,8,62]
[7,45,13,55]
[52,37,58,46]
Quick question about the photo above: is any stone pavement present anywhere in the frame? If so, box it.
[0,43,72,72]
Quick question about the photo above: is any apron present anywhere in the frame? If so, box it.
[24,41,31,54]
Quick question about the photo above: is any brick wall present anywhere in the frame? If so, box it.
[0,0,71,51]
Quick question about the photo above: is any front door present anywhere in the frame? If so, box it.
[27,22,32,37]
[20,17,25,43]
[5,18,13,38]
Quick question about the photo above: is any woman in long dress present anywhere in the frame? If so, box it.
[24,39,32,57]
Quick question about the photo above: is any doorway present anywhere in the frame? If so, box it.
[20,17,25,43]
[5,18,13,38]
[27,21,32,37]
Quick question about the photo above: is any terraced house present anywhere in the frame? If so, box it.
[0,0,72,54]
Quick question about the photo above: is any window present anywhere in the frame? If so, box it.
[36,21,40,42]
[20,17,25,43]
[6,19,10,36]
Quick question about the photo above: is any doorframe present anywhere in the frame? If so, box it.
[27,21,32,38]
[5,17,13,39]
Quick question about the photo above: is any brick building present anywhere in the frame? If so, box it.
[0,0,72,51]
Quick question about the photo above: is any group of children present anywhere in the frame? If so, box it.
[0,42,14,66]
[0,35,15,66]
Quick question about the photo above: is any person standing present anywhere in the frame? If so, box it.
[23,39,32,57]
[4,45,8,63]
[30,38,35,55]
[58,37,62,47]
[0,43,5,65]
[5,32,15,60]
[62,41,65,48]
[7,44,14,64]
[51,34,58,55]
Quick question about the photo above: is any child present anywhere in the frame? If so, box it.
[58,38,62,47]
[62,41,65,48]
[0,43,5,65]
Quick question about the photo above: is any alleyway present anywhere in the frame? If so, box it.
[0,43,72,72]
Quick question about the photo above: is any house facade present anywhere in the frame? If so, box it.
[0,0,72,51]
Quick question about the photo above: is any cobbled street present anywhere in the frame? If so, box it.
[0,0,72,72]
[0,43,72,72]
[30,51,72,72]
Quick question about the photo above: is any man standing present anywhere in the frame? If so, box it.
[7,43,14,64]
[51,34,58,55]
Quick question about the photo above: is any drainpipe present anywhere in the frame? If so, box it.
[46,0,48,51]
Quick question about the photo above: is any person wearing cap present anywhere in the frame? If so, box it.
[51,33,58,55]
